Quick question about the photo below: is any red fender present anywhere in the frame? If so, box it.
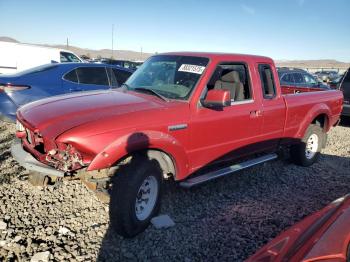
[296,103,330,138]
[87,130,190,180]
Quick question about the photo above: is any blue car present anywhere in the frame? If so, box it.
[0,63,134,122]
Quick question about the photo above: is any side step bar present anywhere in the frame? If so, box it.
[179,153,278,188]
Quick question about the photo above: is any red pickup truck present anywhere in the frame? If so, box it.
[12,52,343,237]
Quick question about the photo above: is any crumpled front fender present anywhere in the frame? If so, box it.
[87,130,190,180]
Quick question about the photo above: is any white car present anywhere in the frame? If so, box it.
[0,41,83,74]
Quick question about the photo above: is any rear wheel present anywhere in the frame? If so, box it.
[109,156,163,238]
[290,124,326,166]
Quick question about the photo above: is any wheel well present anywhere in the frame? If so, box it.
[312,114,328,130]
[118,149,176,180]
[146,149,176,179]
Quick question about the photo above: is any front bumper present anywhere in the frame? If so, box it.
[342,104,350,116]
[11,140,64,177]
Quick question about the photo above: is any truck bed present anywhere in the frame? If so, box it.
[282,89,343,138]
[281,85,328,95]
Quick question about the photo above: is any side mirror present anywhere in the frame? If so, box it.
[201,89,231,108]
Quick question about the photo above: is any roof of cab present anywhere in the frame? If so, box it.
[159,51,274,63]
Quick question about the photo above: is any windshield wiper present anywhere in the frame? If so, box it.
[132,87,169,102]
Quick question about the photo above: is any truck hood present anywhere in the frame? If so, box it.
[17,89,170,137]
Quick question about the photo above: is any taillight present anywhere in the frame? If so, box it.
[0,83,30,92]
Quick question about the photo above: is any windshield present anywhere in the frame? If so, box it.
[60,51,81,62]
[124,55,209,100]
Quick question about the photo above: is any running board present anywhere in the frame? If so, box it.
[179,153,278,188]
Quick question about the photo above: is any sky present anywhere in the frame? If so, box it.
[1,0,349,61]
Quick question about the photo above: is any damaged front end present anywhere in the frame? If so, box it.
[13,119,113,199]
[46,144,86,172]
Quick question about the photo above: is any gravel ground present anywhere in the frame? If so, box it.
[0,120,349,261]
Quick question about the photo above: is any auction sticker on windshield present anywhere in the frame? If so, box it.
[178,64,206,74]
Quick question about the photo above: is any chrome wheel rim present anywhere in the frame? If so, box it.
[305,134,319,159]
[135,176,158,221]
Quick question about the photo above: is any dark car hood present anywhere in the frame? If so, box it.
[18,89,168,137]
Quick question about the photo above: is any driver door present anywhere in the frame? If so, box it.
[188,63,263,172]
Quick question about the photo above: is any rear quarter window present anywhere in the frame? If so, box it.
[63,69,78,83]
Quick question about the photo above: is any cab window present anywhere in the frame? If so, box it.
[258,64,276,99]
[205,63,252,103]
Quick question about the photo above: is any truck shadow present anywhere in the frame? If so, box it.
[97,134,350,261]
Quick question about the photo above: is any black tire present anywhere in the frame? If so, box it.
[109,155,163,238]
[290,124,326,166]
[28,172,50,186]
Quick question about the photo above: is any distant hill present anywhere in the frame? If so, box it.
[49,44,152,61]
[276,59,350,70]
[1,36,349,68]
[0,36,152,61]
[0,36,19,43]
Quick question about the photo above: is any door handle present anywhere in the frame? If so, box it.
[250,110,262,118]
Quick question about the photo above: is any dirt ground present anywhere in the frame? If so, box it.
[0,120,349,261]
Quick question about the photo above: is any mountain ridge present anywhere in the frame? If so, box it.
[1,36,349,68]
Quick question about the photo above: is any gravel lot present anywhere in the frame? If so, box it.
[0,120,349,261]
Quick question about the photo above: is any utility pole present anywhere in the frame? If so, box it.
[66,37,69,49]
[111,24,114,59]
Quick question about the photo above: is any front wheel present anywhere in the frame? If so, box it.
[109,156,163,238]
[290,124,326,166]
